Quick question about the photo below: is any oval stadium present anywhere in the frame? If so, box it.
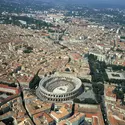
[36,74,84,102]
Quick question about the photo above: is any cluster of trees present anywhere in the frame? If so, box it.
[113,86,125,105]
[23,49,32,53]
[79,78,91,83]
[73,98,97,104]
[113,86,125,100]
[92,83,104,95]
[23,46,33,53]
[65,5,125,26]
[88,53,125,84]
[73,83,104,104]
[0,0,54,13]
[88,54,125,105]
[87,54,106,103]
[92,83,104,103]
[88,54,108,83]
[8,83,17,87]
[107,64,125,71]
[108,79,125,85]
[82,98,97,104]
[116,48,124,52]
[2,117,14,125]
[106,65,125,84]
[29,69,41,89]
[1,15,53,30]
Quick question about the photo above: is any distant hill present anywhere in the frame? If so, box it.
[0,0,54,13]
[0,0,125,12]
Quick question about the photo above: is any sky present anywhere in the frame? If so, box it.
[4,0,125,8]
[54,0,125,8]
[69,0,125,3]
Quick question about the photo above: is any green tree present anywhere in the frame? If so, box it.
[73,98,81,103]
[92,83,104,95]
[29,69,41,89]
[82,98,97,104]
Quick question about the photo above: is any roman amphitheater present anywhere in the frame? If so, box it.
[36,74,84,102]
